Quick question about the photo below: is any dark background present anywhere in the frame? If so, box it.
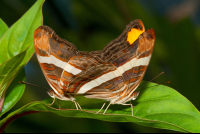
[1,0,200,133]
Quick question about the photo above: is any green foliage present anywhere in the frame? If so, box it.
[0,0,44,131]
[0,69,26,117]
[0,49,27,101]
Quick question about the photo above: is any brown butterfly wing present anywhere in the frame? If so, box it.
[34,25,77,98]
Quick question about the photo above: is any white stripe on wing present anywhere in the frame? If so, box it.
[37,55,82,75]
[77,55,151,94]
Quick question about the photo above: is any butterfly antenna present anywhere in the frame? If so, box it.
[19,81,50,90]
[136,71,165,92]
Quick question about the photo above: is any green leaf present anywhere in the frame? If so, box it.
[0,48,27,99]
[0,69,26,117]
[0,0,44,65]
[0,19,8,39]
[1,82,199,133]
[0,0,44,112]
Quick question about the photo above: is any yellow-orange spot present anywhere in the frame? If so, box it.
[127,28,145,45]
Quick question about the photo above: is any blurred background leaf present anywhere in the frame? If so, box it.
[1,0,200,133]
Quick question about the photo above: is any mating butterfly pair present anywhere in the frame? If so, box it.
[33,19,155,116]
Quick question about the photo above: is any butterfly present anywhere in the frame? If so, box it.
[33,19,155,115]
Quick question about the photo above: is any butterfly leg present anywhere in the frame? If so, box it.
[49,96,56,106]
[48,97,62,109]
[103,102,112,114]
[57,99,61,109]
[96,102,106,113]
[72,100,79,110]
[76,102,82,110]
[120,103,133,116]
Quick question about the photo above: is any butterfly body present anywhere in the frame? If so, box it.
[33,19,155,114]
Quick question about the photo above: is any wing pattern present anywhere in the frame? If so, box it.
[59,52,127,103]
[33,19,155,106]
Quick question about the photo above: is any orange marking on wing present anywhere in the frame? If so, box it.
[132,67,145,74]
[83,64,89,68]
[123,49,127,52]
[63,71,74,78]
[118,81,125,88]
[57,49,62,55]
[68,82,80,93]
[61,85,67,90]
[119,88,127,97]
[104,84,112,89]
[34,29,50,52]
[63,81,70,86]
[61,73,73,87]
[41,63,54,71]
[126,81,130,85]
[50,81,63,94]
[130,77,140,83]
[47,75,57,80]
[60,81,70,92]
[110,86,119,92]
[34,47,40,55]
[50,52,68,62]
[108,94,118,98]
[114,62,118,66]
[53,39,56,44]
[67,56,71,61]
[77,56,82,60]
[59,43,64,48]
[51,82,58,88]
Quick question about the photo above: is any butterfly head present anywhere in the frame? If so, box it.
[47,89,74,101]
[47,89,57,99]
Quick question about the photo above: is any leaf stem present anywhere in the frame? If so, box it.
[0,111,40,133]
[0,94,5,113]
